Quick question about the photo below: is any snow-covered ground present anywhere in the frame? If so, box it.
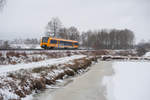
[11,44,41,49]
[1,49,149,100]
[144,52,150,57]
[0,55,85,74]
[103,61,150,100]
[0,54,97,100]
[0,50,86,65]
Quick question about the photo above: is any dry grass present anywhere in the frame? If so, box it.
[32,78,46,91]
[0,94,3,100]
[115,50,137,56]
[1,50,108,65]
[6,52,27,57]
[32,66,51,73]
[67,57,97,73]
[1,56,98,99]
[32,52,65,58]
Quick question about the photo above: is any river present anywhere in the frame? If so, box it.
[32,61,150,100]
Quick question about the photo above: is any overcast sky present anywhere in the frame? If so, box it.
[0,0,149,42]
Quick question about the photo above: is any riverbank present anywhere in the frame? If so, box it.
[32,61,114,100]
[32,61,150,100]
[0,55,98,100]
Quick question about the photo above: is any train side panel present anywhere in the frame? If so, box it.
[40,37,79,49]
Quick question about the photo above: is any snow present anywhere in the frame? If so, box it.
[22,95,33,100]
[0,55,85,74]
[0,54,87,100]
[103,61,150,100]
[11,44,42,49]
[144,52,150,57]
[0,89,19,100]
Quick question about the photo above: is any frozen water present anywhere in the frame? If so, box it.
[104,61,150,100]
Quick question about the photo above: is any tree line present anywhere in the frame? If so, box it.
[81,29,135,49]
[0,38,40,49]
[45,17,135,49]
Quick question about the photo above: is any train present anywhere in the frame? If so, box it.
[40,37,79,49]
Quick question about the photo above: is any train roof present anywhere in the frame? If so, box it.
[42,37,78,42]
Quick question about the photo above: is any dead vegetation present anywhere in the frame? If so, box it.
[0,51,77,65]
[0,50,106,65]
[6,52,27,57]
[0,56,98,100]
[114,50,137,56]
[100,55,150,61]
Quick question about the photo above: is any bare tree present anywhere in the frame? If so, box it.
[67,26,80,41]
[137,39,150,51]
[136,47,147,56]
[0,41,11,49]
[0,0,6,10]
[45,17,62,37]
[81,29,135,50]
[58,27,68,39]
[81,30,93,49]
[24,38,39,44]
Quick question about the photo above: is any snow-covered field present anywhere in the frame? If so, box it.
[11,44,41,49]
[103,61,150,100]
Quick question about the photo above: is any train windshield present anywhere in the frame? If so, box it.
[42,37,49,43]
[74,43,79,45]
[50,40,57,44]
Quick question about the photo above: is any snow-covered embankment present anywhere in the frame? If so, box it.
[103,61,150,100]
[0,55,98,100]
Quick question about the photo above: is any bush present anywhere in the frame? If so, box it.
[136,47,147,56]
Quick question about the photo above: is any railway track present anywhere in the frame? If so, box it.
[0,48,90,51]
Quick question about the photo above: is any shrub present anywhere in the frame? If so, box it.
[32,78,46,90]
[136,47,147,56]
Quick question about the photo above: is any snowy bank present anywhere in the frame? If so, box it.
[103,61,150,100]
[0,55,98,100]
[0,55,85,74]
[143,52,150,57]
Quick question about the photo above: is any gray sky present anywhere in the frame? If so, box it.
[0,0,149,42]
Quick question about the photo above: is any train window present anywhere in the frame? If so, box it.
[64,41,68,45]
[60,41,73,46]
[69,42,73,46]
[74,43,78,45]
[60,41,64,44]
[50,40,57,44]
[42,37,49,43]
[66,42,72,46]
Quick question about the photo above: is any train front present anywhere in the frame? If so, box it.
[40,37,49,49]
